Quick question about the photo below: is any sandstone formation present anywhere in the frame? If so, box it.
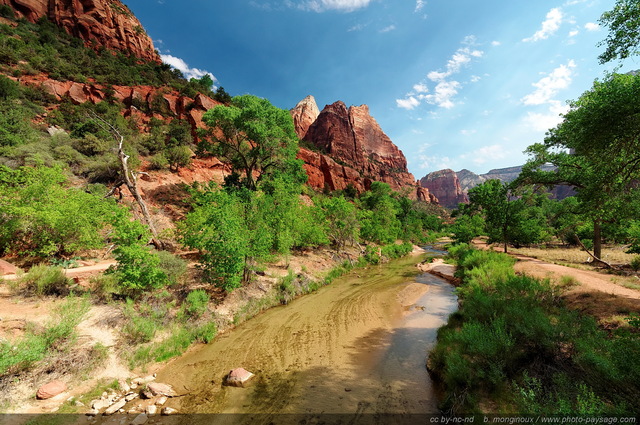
[457,169,487,194]
[419,169,468,209]
[295,98,435,201]
[225,368,255,388]
[18,75,221,141]
[0,259,18,276]
[290,95,320,139]
[0,0,159,62]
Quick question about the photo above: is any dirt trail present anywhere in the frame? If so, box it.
[473,240,640,300]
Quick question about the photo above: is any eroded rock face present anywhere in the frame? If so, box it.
[419,169,468,209]
[297,99,425,199]
[0,0,159,62]
[290,95,319,139]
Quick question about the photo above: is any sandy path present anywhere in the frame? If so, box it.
[472,240,640,300]
[511,253,640,300]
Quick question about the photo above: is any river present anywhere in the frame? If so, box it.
[156,250,457,424]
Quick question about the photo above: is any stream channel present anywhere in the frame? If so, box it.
[156,247,458,424]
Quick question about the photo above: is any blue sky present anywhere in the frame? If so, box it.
[124,0,633,177]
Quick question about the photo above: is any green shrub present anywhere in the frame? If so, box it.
[156,250,187,285]
[380,242,413,259]
[18,264,72,296]
[148,152,168,170]
[184,290,209,318]
[630,256,640,271]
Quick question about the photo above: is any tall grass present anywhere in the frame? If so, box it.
[431,246,640,415]
[0,297,89,376]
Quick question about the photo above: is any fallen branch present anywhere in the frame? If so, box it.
[574,235,613,269]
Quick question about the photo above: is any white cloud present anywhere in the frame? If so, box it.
[491,41,501,46]
[415,0,425,12]
[460,129,477,136]
[523,8,563,42]
[469,145,508,165]
[161,54,217,82]
[524,101,569,131]
[521,62,575,132]
[418,154,452,170]
[397,96,420,110]
[470,75,481,83]
[521,60,576,106]
[379,25,396,33]
[396,40,483,110]
[584,22,600,31]
[569,29,579,37]
[287,0,372,12]
[413,83,428,93]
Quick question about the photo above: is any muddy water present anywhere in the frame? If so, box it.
[157,253,457,422]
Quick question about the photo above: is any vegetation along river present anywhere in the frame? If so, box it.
[157,248,457,424]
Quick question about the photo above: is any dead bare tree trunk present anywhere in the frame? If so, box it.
[93,114,163,250]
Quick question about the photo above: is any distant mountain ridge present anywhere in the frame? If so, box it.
[420,165,574,208]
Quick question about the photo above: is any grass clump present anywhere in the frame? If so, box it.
[630,255,640,271]
[183,289,209,318]
[17,264,72,296]
[0,297,89,376]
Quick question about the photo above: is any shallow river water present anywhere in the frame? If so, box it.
[157,251,457,424]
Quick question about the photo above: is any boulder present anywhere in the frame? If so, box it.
[0,259,18,276]
[225,368,255,387]
[161,407,178,415]
[103,397,126,415]
[36,380,67,400]
[146,382,176,397]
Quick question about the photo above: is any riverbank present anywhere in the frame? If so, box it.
[152,252,457,418]
[0,242,426,417]
[429,244,640,415]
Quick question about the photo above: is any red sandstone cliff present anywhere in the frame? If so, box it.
[296,99,434,201]
[419,169,468,209]
[0,0,159,62]
[290,95,320,139]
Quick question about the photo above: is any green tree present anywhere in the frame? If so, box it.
[358,182,401,244]
[598,0,640,63]
[181,185,271,291]
[319,196,359,249]
[0,165,120,258]
[201,95,300,191]
[520,73,640,260]
[109,209,169,297]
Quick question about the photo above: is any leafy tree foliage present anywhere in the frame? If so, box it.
[0,165,120,258]
[358,182,402,244]
[318,196,359,249]
[108,209,169,297]
[598,0,640,63]
[521,73,640,259]
[201,95,300,191]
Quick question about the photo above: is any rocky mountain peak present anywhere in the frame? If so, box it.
[290,95,319,139]
[0,0,159,62]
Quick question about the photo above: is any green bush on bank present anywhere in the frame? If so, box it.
[431,247,640,415]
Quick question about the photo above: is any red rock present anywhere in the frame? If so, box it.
[0,0,160,62]
[193,93,220,111]
[225,368,255,387]
[290,95,320,139]
[67,82,88,104]
[36,380,67,400]
[0,259,18,276]
[419,169,468,209]
[295,98,427,200]
[112,85,133,103]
